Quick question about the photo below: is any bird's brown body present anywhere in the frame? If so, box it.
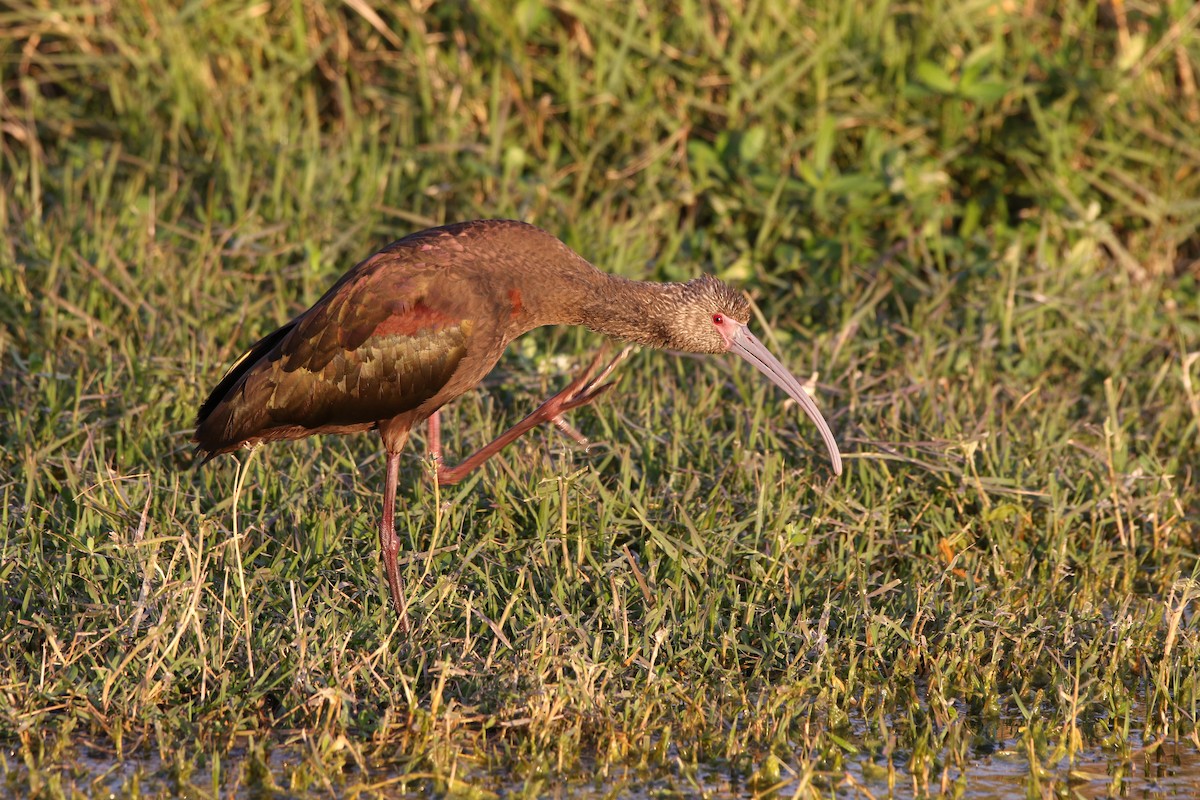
[196,220,743,458]
[195,219,841,625]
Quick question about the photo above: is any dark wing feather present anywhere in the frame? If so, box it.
[193,256,473,458]
[196,322,296,427]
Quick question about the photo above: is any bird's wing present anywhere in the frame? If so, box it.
[195,259,474,453]
[275,263,474,426]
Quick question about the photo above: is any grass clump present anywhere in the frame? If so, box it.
[2,0,1198,796]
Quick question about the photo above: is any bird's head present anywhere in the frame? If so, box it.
[665,275,753,354]
[667,275,843,476]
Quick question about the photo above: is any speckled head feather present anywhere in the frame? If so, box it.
[661,275,752,354]
[689,275,750,320]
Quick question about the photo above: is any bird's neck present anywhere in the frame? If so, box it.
[528,266,685,349]
[583,274,690,348]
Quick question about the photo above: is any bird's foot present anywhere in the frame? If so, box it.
[542,344,634,433]
[551,416,590,448]
[539,345,632,450]
[431,345,632,486]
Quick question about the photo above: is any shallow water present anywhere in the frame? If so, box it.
[19,733,1199,799]
[516,739,1200,799]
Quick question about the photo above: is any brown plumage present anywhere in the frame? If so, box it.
[195,219,841,626]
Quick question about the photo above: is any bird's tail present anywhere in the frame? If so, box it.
[193,322,295,461]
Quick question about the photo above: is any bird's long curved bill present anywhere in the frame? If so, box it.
[729,326,843,476]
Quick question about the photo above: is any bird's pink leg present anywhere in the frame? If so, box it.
[427,409,445,466]
[379,451,410,629]
[431,346,632,486]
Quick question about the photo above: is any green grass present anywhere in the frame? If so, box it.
[2,0,1199,796]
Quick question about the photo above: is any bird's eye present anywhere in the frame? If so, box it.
[712,313,724,325]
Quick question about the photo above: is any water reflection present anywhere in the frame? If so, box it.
[15,731,1200,798]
